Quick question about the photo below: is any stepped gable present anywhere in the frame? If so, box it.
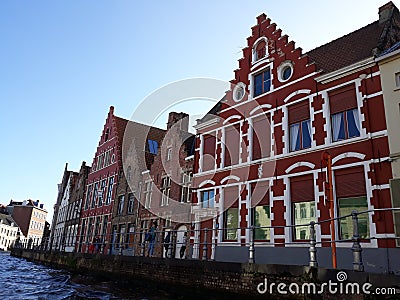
[226,12,317,110]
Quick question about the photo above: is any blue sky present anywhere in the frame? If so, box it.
[0,0,395,223]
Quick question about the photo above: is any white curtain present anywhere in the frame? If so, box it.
[352,109,361,133]
[332,113,343,141]
[290,123,300,151]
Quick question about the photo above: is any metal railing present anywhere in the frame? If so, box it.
[14,207,400,273]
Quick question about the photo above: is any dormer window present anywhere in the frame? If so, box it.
[252,37,268,62]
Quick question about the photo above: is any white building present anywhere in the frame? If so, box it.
[0,213,20,251]
[53,173,75,251]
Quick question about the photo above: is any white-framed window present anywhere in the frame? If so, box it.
[105,176,114,205]
[98,179,107,207]
[233,82,246,102]
[180,172,192,203]
[161,176,171,206]
[127,193,135,214]
[252,37,268,62]
[395,72,400,88]
[91,182,98,208]
[117,195,125,215]
[329,85,361,142]
[167,148,172,161]
[277,61,293,83]
[144,181,153,209]
[288,101,312,151]
[200,189,215,208]
[253,69,271,97]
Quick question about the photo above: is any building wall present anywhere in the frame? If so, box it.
[192,11,397,259]
[136,113,194,258]
[79,107,126,254]
[378,50,400,178]
[0,220,19,251]
[29,207,47,243]
[378,48,400,244]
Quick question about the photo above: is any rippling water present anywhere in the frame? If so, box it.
[0,252,242,300]
[0,252,118,299]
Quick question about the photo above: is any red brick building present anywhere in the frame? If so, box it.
[78,106,129,253]
[110,116,166,255]
[192,2,400,272]
[137,112,195,258]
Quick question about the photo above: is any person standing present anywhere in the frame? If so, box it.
[147,221,157,257]
[163,231,171,258]
[180,232,187,259]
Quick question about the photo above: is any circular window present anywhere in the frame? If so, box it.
[282,66,292,81]
[278,61,293,83]
[233,82,246,102]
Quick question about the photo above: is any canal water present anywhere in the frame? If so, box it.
[0,252,242,300]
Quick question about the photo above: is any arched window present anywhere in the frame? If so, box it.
[255,41,266,61]
[253,37,268,62]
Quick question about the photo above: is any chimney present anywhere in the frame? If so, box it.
[379,1,396,24]
[167,112,189,131]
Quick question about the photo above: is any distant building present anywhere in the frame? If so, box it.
[0,205,20,251]
[7,199,47,246]
[49,162,89,252]
[78,106,135,254]
[49,164,75,251]
[69,162,90,252]
[49,163,72,250]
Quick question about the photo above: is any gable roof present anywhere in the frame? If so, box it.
[306,2,400,74]
[0,213,18,227]
[306,21,383,73]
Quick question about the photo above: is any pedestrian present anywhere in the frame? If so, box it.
[163,231,171,258]
[28,237,33,250]
[94,236,101,253]
[147,221,157,257]
[180,232,187,259]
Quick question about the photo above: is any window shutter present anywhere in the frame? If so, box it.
[204,135,216,155]
[251,181,270,207]
[203,134,216,171]
[335,167,366,198]
[329,85,357,114]
[224,124,240,166]
[288,101,310,124]
[224,186,239,208]
[252,114,271,160]
[290,174,314,203]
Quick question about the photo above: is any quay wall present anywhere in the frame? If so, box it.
[10,248,400,297]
